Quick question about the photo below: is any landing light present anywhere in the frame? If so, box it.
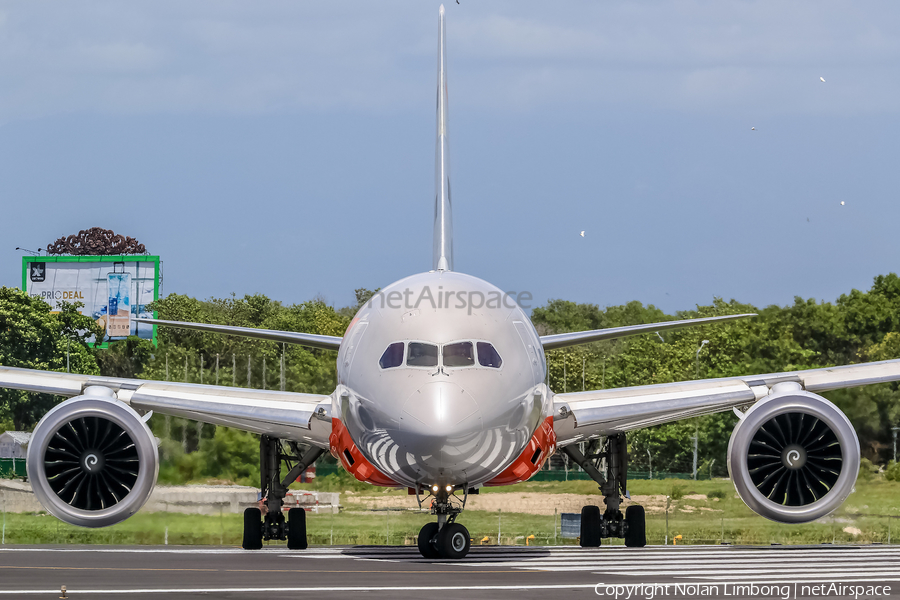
[445,485,453,493]
[432,485,439,493]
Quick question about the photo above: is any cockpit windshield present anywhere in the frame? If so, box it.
[476,342,503,368]
[379,342,405,369]
[407,342,439,367]
[443,341,474,367]
[379,340,501,369]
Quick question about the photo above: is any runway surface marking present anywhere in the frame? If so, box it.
[321,545,900,583]
[4,544,897,555]
[2,582,899,596]
[0,547,263,554]
[2,545,898,596]
[0,565,530,574]
[450,545,900,583]
[0,584,602,595]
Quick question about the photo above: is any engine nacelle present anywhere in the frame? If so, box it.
[26,387,159,528]
[728,384,859,523]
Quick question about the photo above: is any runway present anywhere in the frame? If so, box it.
[1,544,899,599]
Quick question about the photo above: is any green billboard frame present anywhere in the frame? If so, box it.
[21,255,160,348]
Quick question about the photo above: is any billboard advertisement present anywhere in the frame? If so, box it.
[22,256,160,347]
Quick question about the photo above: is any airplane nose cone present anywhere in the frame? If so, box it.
[399,381,484,476]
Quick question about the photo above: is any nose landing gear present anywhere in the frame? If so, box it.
[415,485,471,559]
[417,518,472,559]
[417,522,441,558]
[437,522,471,559]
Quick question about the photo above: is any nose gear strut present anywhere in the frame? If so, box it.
[414,484,472,559]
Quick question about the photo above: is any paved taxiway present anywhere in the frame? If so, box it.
[1,545,899,599]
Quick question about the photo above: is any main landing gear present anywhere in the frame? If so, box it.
[242,435,323,550]
[562,433,647,548]
[415,485,471,559]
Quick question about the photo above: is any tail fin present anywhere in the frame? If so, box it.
[433,4,453,272]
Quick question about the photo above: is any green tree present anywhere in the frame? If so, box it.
[139,291,352,482]
[143,293,348,395]
[0,288,100,430]
[96,336,156,378]
[339,288,382,318]
[536,275,900,469]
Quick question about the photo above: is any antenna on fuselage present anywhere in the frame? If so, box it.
[433,4,453,272]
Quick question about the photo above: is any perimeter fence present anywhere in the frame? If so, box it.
[2,484,899,548]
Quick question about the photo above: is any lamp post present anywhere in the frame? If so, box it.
[695,339,709,379]
[692,426,699,480]
[647,449,653,480]
[665,496,671,545]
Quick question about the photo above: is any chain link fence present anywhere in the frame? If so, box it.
[3,484,899,548]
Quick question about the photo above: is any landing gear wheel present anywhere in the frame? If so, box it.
[437,523,470,559]
[624,505,646,548]
[242,508,263,550]
[417,522,441,559]
[287,508,308,550]
[580,505,602,547]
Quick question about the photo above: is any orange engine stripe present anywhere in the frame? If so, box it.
[483,416,557,487]
[329,418,398,487]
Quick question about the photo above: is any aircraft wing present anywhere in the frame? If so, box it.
[552,359,900,446]
[0,366,333,448]
[133,317,343,352]
[540,313,756,351]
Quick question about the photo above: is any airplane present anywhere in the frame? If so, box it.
[2,5,900,560]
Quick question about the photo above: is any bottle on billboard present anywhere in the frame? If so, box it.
[106,272,131,338]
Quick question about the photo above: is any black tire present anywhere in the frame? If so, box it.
[580,505,602,547]
[417,522,440,559]
[242,507,263,550]
[436,523,471,560]
[287,508,308,550]
[624,505,646,548]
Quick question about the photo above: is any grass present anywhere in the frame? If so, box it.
[0,508,561,547]
[3,477,899,547]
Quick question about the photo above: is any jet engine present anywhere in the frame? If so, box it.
[727,383,859,524]
[26,387,158,528]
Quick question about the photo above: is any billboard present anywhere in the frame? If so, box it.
[22,256,160,347]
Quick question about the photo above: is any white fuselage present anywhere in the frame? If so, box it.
[335,271,551,488]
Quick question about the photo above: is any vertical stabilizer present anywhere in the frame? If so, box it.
[433,4,453,272]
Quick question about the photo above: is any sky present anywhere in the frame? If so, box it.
[1,1,899,315]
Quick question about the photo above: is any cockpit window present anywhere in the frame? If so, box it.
[443,341,474,367]
[379,342,405,369]
[407,342,439,367]
[476,342,503,368]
